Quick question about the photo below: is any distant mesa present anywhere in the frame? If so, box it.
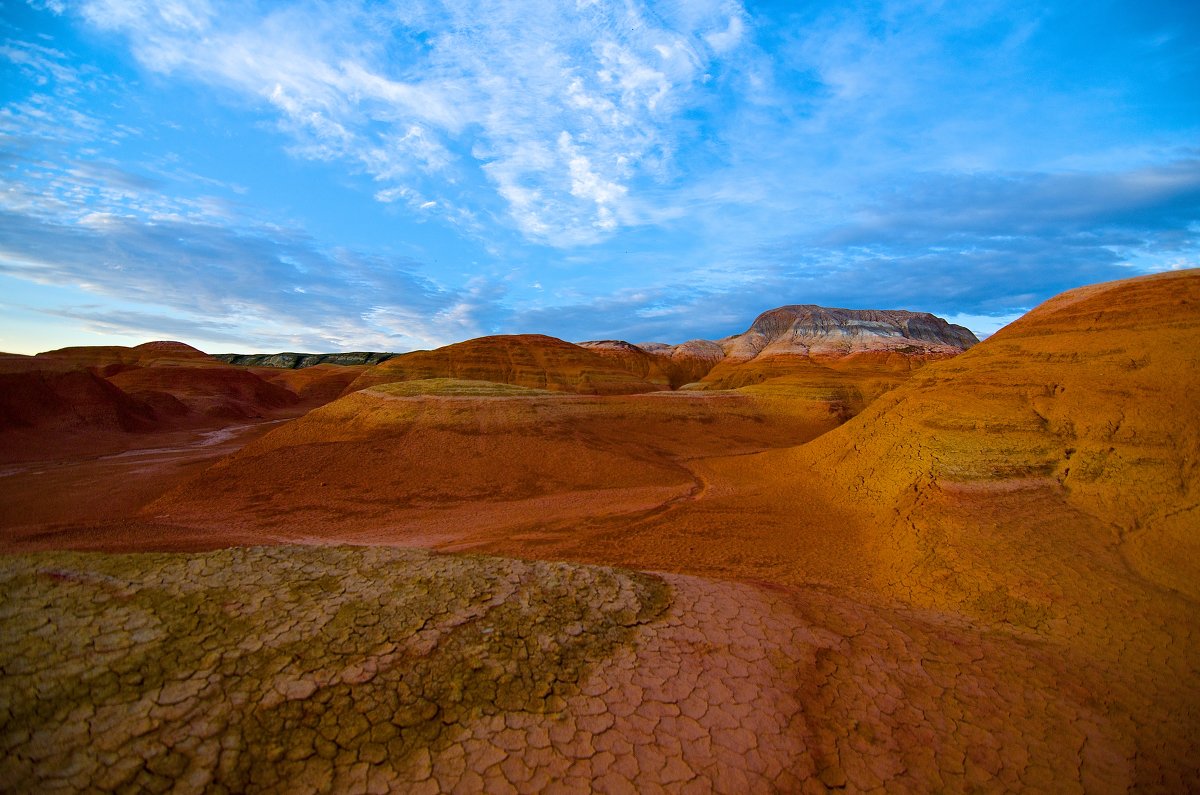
[602,306,979,417]
[720,305,978,360]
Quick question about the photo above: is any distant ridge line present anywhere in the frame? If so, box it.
[213,352,399,369]
[216,303,980,370]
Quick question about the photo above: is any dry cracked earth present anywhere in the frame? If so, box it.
[0,545,1155,794]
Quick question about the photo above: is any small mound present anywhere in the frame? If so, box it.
[130,340,211,358]
[345,334,668,396]
[38,341,217,367]
[0,344,310,462]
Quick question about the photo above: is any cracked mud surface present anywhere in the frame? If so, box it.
[0,545,1168,794]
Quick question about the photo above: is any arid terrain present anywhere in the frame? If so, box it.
[1,271,1197,793]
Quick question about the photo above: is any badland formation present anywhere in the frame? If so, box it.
[1,269,1196,792]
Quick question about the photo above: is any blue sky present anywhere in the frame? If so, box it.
[1,0,1197,354]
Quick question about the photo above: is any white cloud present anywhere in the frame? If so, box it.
[0,39,82,87]
[704,13,745,54]
[55,0,751,246]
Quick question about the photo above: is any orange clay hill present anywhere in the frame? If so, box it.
[341,308,976,421]
[342,334,671,395]
[1,276,1197,793]
[137,381,836,547]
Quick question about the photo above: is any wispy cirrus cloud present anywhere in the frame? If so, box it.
[741,159,1200,315]
[57,0,751,245]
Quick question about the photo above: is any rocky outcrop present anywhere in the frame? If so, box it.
[213,352,398,368]
[722,305,977,362]
[580,307,976,392]
[689,306,977,397]
[584,307,977,392]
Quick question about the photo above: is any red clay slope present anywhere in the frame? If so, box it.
[0,342,300,463]
[142,379,835,546]
[344,335,669,395]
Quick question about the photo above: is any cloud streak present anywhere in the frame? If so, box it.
[60,0,751,245]
[0,207,492,351]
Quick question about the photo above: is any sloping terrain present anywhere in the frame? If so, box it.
[0,353,156,431]
[343,335,670,395]
[794,269,1199,605]
[764,269,1200,789]
[142,379,835,547]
